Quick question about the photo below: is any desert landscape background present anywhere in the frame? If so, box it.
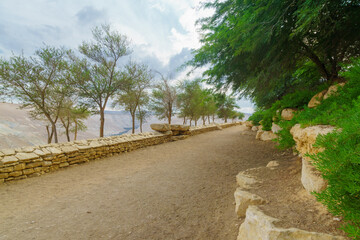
[0,102,250,149]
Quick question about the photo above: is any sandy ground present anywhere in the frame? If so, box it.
[0,126,345,240]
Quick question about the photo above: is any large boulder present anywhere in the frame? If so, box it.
[259,131,278,141]
[323,82,346,100]
[150,124,171,132]
[308,90,327,108]
[237,206,346,240]
[234,188,265,217]
[290,124,336,156]
[301,157,327,193]
[290,124,336,193]
[281,108,296,121]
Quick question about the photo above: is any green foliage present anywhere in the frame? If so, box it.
[190,0,360,107]
[248,109,264,126]
[309,98,360,239]
[215,93,238,123]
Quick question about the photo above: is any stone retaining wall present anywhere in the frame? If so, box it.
[0,122,239,184]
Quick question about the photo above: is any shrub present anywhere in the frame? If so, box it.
[310,97,360,239]
[248,109,264,126]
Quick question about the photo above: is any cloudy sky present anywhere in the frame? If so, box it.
[0,0,254,113]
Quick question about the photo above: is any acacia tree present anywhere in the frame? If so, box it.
[71,24,131,137]
[59,100,90,141]
[112,61,152,133]
[0,46,72,143]
[216,94,237,123]
[190,0,360,107]
[150,72,177,124]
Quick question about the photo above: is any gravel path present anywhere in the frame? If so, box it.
[0,126,278,240]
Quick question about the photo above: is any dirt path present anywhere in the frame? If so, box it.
[0,126,291,240]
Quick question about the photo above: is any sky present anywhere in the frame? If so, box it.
[0,0,254,113]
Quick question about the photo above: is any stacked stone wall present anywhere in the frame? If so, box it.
[0,122,239,183]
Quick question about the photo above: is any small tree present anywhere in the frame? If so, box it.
[150,72,177,124]
[113,61,152,133]
[71,24,131,137]
[216,94,237,123]
[0,46,72,143]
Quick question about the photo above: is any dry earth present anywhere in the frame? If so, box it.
[0,126,345,239]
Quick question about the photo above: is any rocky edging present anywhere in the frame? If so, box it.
[0,122,239,184]
[233,168,346,240]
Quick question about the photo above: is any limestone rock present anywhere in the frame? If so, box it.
[150,123,171,132]
[234,188,265,217]
[308,90,327,108]
[46,147,62,155]
[1,155,19,165]
[266,161,279,168]
[256,130,264,140]
[301,157,327,193]
[271,123,282,134]
[61,146,79,153]
[281,108,296,121]
[236,172,258,189]
[1,148,16,156]
[251,126,258,131]
[170,124,190,131]
[323,83,346,100]
[237,206,345,240]
[15,152,39,161]
[290,124,336,156]
[259,131,278,141]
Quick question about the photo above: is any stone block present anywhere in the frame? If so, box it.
[237,206,346,240]
[9,171,23,177]
[281,108,297,121]
[15,152,39,161]
[236,172,258,189]
[14,163,26,171]
[0,172,9,179]
[59,162,69,168]
[0,166,14,173]
[1,148,16,155]
[23,168,35,175]
[234,188,265,217]
[308,90,327,108]
[1,155,18,165]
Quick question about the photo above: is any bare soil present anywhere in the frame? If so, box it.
[0,126,346,239]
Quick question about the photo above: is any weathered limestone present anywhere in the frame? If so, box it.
[271,123,282,133]
[301,157,327,193]
[257,131,278,141]
[308,90,327,108]
[236,171,258,189]
[234,188,265,217]
[150,123,171,132]
[290,124,336,193]
[0,123,238,183]
[291,124,336,156]
[266,161,279,168]
[323,83,346,100]
[251,126,258,131]
[237,206,346,240]
[281,108,296,121]
[170,124,190,132]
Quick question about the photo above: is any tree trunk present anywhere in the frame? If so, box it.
[202,116,206,125]
[195,119,197,126]
[74,121,78,141]
[46,125,52,144]
[190,120,192,126]
[52,122,58,143]
[183,117,186,125]
[100,108,105,138]
[208,115,210,124]
[131,111,135,134]
[212,114,215,123]
[140,118,143,133]
[224,117,227,123]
